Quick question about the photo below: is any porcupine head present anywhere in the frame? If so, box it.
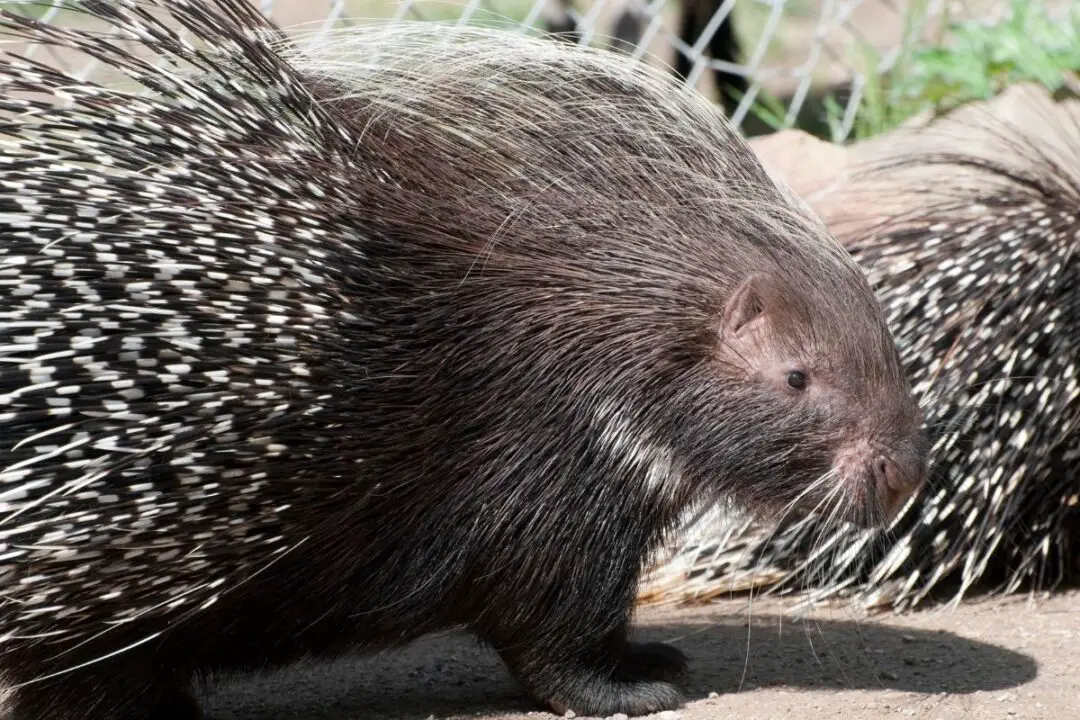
[0,3,927,720]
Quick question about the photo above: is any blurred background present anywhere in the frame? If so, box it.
[7,0,1075,144]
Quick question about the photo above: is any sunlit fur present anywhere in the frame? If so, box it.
[0,2,920,718]
[654,85,1080,612]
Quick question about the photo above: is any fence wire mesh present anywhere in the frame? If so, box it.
[2,0,1024,142]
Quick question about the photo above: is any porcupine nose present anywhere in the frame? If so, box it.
[873,454,922,521]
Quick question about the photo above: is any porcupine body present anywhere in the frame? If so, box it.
[0,1,925,718]
[655,88,1080,611]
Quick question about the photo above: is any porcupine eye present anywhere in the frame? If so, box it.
[786,370,807,390]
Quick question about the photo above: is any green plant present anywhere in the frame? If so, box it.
[740,85,790,132]
[905,0,1080,107]
[0,0,69,20]
[831,0,1080,142]
[402,0,538,28]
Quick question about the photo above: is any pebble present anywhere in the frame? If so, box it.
[656,712,681,720]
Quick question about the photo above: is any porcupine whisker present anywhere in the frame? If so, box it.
[736,507,809,589]
[751,455,831,522]
[786,474,855,594]
[794,469,843,528]
[808,603,869,692]
[673,500,777,595]
[738,467,840,588]
[812,474,851,547]
[794,497,844,596]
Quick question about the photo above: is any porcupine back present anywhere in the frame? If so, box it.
[0,1,920,717]
[648,86,1080,611]
[0,0,368,654]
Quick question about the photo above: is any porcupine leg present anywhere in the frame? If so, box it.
[618,641,689,682]
[494,625,687,716]
[473,472,688,716]
[480,548,687,718]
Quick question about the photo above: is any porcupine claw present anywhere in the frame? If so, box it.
[502,636,687,717]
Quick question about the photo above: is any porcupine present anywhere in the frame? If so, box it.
[0,1,926,718]
[650,85,1080,612]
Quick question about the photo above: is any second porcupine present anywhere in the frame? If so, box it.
[652,86,1080,611]
[0,1,926,718]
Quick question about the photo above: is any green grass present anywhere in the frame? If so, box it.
[340,0,543,30]
[0,0,75,21]
[735,0,818,67]
[826,0,1080,142]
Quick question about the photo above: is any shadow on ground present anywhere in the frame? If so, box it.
[202,610,1038,720]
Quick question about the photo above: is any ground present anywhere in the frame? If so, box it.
[204,590,1078,720]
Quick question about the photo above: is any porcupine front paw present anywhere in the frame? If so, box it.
[498,640,686,717]
[542,671,685,718]
[617,641,689,683]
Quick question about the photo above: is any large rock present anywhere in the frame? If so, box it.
[746,83,1080,244]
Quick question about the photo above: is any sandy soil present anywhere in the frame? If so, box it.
[202,590,1078,720]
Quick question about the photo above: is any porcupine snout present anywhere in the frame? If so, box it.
[871,448,925,519]
[834,433,927,527]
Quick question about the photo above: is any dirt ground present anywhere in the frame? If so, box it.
[202,590,1078,720]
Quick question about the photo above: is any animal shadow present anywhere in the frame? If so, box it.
[203,605,1037,719]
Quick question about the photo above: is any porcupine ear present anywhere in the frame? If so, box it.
[723,274,768,336]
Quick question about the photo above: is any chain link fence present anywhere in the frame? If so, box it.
[4,0,1024,142]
